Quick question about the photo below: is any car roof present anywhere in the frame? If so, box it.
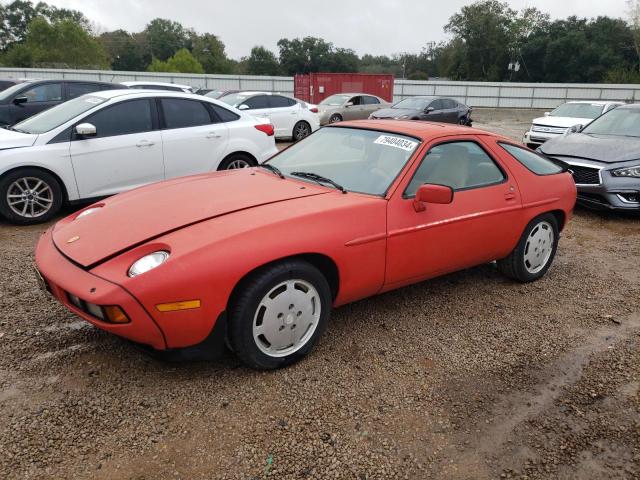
[121,81,191,89]
[615,103,640,109]
[334,119,509,142]
[81,89,203,100]
[564,100,623,105]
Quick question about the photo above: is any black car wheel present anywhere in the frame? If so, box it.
[292,121,312,141]
[329,114,342,124]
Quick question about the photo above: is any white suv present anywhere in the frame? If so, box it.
[523,101,623,149]
[0,90,278,224]
[220,92,320,141]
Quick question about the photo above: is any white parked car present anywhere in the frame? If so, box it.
[219,92,320,141]
[0,90,278,224]
[523,101,623,149]
[121,81,193,93]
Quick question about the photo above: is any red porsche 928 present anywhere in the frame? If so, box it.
[35,121,577,369]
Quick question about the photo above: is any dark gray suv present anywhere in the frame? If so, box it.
[0,79,119,127]
[540,103,640,212]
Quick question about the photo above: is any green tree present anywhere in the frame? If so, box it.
[190,33,233,73]
[277,37,333,74]
[144,18,188,61]
[99,30,151,71]
[1,0,89,52]
[3,16,109,68]
[147,48,204,73]
[245,46,281,75]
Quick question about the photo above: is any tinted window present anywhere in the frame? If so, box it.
[269,95,296,108]
[15,95,107,134]
[211,104,240,122]
[85,99,152,138]
[68,83,111,99]
[19,83,62,103]
[500,143,563,175]
[350,96,364,106]
[363,96,380,105]
[0,80,17,91]
[430,99,445,110]
[442,99,458,109]
[241,95,270,110]
[161,98,212,129]
[406,141,505,195]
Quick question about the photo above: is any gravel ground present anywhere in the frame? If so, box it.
[1,117,639,479]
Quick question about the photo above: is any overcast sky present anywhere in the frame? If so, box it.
[36,0,630,59]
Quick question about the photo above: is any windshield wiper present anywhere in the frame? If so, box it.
[258,163,285,179]
[290,171,347,194]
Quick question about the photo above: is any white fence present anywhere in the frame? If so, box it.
[2,67,640,109]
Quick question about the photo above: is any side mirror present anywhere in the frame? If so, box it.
[425,106,435,113]
[413,184,454,212]
[238,104,249,110]
[345,102,353,108]
[13,96,28,105]
[544,112,550,117]
[569,124,584,134]
[75,123,96,137]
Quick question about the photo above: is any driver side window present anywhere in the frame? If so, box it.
[18,83,62,103]
[405,141,505,197]
[350,96,363,106]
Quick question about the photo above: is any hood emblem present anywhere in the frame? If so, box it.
[67,235,80,244]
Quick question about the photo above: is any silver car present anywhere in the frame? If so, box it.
[318,93,389,125]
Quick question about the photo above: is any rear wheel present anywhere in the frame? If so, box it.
[218,153,256,170]
[0,168,63,225]
[292,121,312,142]
[497,214,559,282]
[228,260,331,369]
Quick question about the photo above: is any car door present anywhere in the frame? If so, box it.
[159,97,230,177]
[69,98,164,198]
[342,96,366,120]
[266,95,299,138]
[442,99,460,123]
[422,99,445,121]
[9,82,63,124]
[384,138,523,288]
[362,95,382,118]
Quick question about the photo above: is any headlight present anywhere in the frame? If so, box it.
[611,165,640,178]
[128,251,169,277]
[76,206,102,219]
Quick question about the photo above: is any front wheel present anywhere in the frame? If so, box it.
[328,114,342,124]
[497,214,559,282]
[292,121,312,142]
[228,260,331,369]
[0,168,63,225]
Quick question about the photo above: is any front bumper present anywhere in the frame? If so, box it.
[523,130,564,147]
[549,157,640,212]
[35,228,167,350]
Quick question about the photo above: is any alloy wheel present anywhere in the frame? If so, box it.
[6,177,54,219]
[226,159,251,169]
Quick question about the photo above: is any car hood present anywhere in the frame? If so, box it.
[371,108,418,119]
[52,169,330,267]
[540,133,640,163]
[0,128,38,149]
[532,116,595,128]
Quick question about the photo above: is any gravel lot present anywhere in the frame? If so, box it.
[1,114,639,479]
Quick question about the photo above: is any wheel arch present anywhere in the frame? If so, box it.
[0,165,69,203]
[217,151,258,170]
[227,253,340,310]
[548,209,566,231]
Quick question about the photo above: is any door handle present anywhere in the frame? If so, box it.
[206,132,222,139]
[136,140,155,147]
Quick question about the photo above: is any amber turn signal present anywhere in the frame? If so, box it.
[155,300,201,312]
[103,306,130,324]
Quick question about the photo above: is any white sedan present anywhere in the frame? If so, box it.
[0,90,278,224]
[219,92,319,141]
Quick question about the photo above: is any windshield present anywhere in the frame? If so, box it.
[205,91,224,99]
[581,108,640,137]
[550,103,604,119]
[219,93,252,107]
[0,82,29,101]
[267,127,420,196]
[320,94,351,106]
[392,97,431,110]
[12,95,107,134]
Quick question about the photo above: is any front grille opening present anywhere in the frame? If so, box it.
[569,165,601,185]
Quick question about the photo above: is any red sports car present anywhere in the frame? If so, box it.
[35,121,576,369]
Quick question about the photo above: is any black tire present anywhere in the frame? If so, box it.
[497,213,559,282]
[292,121,312,142]
[0,168,63,225]
[329,114,342,124]
[218,153,256,170]
[228,260,332,370]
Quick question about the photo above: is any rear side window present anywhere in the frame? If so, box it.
[443,99,458,109]
[241,95,269,109]
[211,104,239,122]
[269,95,296,108]
[161,98,212,129]
[84,99,152,138]
[430,99,444,110]
[500,143,563,175]
[363,96,380,105]
[68,83,110,99]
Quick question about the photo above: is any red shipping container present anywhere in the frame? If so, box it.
[294,73,394,104]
